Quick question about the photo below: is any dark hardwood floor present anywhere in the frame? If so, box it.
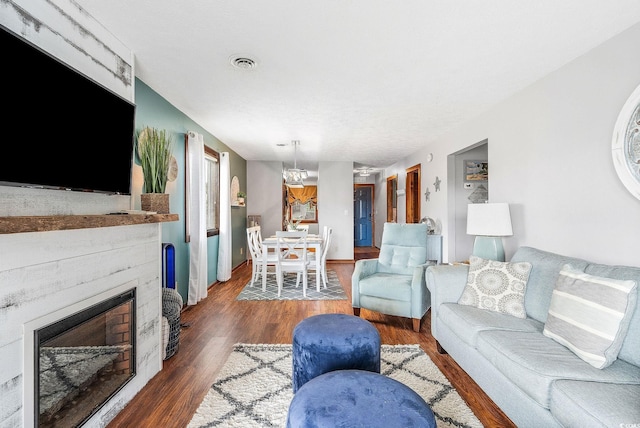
[106,252,515,427]
[354,245,380,261]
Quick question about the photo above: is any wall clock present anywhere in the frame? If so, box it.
[612,82,640,201]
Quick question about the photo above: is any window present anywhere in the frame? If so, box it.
[285,185,318,224]
[204,146,220,236]
[185,137,220,242]
[290,201,317,222]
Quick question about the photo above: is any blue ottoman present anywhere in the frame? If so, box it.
[286,369,437,428]
[292,314,380,392]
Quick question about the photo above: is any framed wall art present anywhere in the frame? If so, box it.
[612,82,640,201]
[464,160,488,182]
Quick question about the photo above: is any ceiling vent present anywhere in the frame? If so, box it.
[231,56,257,69]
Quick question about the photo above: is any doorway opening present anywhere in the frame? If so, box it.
[447,139,488,262]
[386,175,397,223]
[354,184,374,247]
[406,164,421,223]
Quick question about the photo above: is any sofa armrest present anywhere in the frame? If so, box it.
[425,264,469,339]
[352,258,379,307]
[426,264,469,303]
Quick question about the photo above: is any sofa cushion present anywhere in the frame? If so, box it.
[550,380,640,428]
[476,330,640,409]
[510,247,589,323]
[358,273,413,301]
[585,262,640,367]
[458,256,532,318]
[543,265,637,369]
[438,303,542,348]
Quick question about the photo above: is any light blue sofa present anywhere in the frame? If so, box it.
[426,246,640,428]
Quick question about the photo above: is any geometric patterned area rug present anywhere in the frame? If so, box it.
[187,344,483,428]
[236,269,347,301]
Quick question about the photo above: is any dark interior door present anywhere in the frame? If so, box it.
[354,186,373,247]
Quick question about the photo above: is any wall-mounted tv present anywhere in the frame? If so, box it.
[0,24,135,195]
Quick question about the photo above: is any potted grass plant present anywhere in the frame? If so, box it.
[136,126,173,213]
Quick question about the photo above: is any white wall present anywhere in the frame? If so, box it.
[389,21,640,267]
[246,161,284,237]
[318,161,354,260]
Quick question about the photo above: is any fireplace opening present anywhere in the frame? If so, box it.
[33,288,136,428]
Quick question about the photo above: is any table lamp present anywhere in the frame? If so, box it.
[466,203,513,261]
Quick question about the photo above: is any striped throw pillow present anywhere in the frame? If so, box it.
[543,265,637,369]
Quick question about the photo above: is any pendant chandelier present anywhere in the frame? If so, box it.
[358,167,371,177]
[283,140,308,188]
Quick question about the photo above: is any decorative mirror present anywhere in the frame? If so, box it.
[612,83,640,200]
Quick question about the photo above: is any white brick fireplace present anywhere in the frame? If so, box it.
[0,2,174,426]
[0,220,171,427]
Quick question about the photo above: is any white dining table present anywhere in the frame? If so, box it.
[261,234,323,292]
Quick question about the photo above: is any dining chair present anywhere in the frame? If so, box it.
[275,230,310,296]
[246,226,277,287]
[307,226,332,291]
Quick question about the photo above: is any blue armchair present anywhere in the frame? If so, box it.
[352,222,431,332]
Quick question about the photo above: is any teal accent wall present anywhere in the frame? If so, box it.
[134,79,247,302]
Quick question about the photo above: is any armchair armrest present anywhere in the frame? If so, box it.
[352,259,379,307]
[409,262,432,319]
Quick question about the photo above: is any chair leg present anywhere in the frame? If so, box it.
[412,318,421,332]
[322,266,328,288]
[436,340,448,355]
[250,264,256,287]
[302,271,308,297]
[353,307,361,316]
[276,267,282,297]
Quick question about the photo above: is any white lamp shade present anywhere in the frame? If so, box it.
[467,203,513,237]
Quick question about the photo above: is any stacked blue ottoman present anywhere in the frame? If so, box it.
[287,369,436,428]
[292,313,380,392]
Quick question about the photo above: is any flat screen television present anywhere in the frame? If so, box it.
[0,24,136,195]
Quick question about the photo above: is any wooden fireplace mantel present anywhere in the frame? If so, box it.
[0,213,179,234]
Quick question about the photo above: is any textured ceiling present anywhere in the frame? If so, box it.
[76,0,640,172]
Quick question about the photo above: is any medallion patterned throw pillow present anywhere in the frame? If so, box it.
[458,256,532,318]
